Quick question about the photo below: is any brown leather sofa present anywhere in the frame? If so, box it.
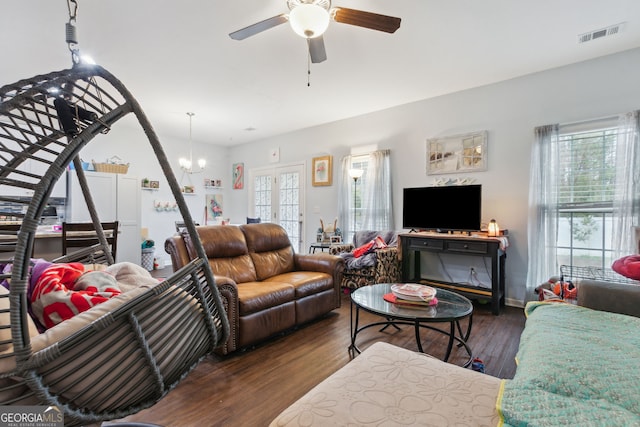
[165,223,345,355]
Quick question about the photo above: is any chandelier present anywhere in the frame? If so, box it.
[179,112,206,174]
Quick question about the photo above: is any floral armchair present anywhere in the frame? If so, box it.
[329,230,401,290]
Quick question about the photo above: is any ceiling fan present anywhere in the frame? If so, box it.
[229,0,401,63]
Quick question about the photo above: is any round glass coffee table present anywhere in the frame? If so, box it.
[350,283,473,366]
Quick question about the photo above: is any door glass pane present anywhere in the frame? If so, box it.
[279,171,300,251]
[254,175,271,223]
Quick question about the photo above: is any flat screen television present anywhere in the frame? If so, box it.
[402,185,482,232]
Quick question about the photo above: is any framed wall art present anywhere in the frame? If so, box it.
[426,130,488,175]
[232,162,244,189]
[312,155,332,186]
[206,194,223,223]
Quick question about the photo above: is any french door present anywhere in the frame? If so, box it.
[249,163,305,252]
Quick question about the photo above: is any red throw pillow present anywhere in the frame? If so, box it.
[612,255,640,281]
[353,240,375,258]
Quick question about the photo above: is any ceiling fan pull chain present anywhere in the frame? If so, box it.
[307,39,311,87]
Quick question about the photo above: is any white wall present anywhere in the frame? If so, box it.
[76,48,640,306]
[75,114,230,267]
[226,48,640,305]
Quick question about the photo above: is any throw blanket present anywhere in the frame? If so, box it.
[2,259,156,332]
[30,262,122,330]
[340,230,398,270]
[497,302,640,426]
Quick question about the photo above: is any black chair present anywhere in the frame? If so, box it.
[175,221,199,232]
[62,221,119,261]
[0,224,22,260]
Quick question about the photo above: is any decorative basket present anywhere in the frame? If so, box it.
[93,162,129,174]
[92,156,129,174]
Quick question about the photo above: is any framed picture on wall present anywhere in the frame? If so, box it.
[206,194,223,223]
[426,130,488,175]
[233,162,244,189]
[312,155,332,186]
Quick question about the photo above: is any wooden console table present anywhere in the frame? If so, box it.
[399,232,506,315]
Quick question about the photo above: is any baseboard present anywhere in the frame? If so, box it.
[505,297,525,308]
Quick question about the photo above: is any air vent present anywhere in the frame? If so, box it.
[578,22,626,44]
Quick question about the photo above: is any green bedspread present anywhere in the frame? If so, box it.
[497,301,640,426]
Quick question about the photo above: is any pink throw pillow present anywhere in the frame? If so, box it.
[612,255,640,281]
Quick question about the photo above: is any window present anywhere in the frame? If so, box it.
[556,126,618,269]
[349,155,369,237]
[527,111,640,293]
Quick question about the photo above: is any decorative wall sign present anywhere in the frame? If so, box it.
[312,155,332,186]
[427,131,487,175]
[232,162,244,189]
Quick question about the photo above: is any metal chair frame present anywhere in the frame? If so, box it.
[0,64,229,425]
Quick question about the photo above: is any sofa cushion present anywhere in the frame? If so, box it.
[186,226,258,283]
[237,281,295,315]
[265,271,333,299]
[242,224,295,280]
[208,257,258,285]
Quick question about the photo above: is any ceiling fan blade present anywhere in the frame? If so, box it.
[229,14,288,40]
[332,7,401,33]
[308,37,327,63]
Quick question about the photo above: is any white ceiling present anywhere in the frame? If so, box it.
[2,1,640,147]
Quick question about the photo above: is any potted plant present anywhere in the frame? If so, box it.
[142,178,150,188]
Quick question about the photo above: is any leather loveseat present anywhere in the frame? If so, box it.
[165,223,345,355]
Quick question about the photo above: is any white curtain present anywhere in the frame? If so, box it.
[526,124,560,295]
[337,155,352,239]
[612,110,640,258]
[338,150,394,242]
[361,149,394,231]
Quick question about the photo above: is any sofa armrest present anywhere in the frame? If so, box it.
[577,280,640,318]
[295,253,345,306]
[211,274,240,355]
[329,243,354,255]
[165,234,191,271]
[295,253,344,276]
[375,246,398,259]
[373,247,400,283]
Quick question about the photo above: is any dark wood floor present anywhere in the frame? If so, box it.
[119,291,526,427]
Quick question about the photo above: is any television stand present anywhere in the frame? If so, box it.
[399,232,506,315]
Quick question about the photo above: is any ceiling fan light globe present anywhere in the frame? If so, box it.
[289,4,330,38]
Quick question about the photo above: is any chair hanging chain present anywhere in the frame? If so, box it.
[66,0,80,65]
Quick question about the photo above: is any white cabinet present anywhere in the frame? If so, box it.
[66,171,141,264]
